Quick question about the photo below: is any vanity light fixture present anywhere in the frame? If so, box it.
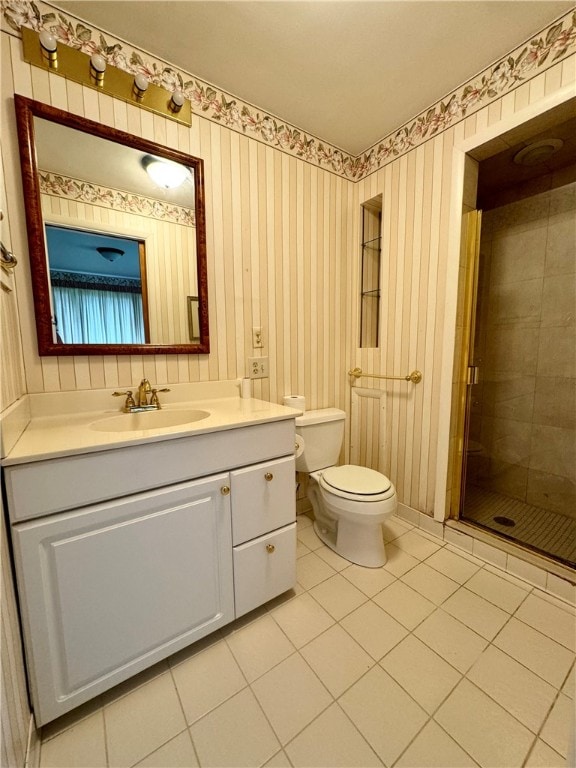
[97,246,124,262]
[169,89,185,114]
[133,74,149,101]
[89,53,107,86]
[142,155,189,189]
[22,27,192,126]
[39,30,57,68]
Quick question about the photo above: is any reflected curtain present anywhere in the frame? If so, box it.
[53,286,145,344]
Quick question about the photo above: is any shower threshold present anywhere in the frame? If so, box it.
[461,485,576,569]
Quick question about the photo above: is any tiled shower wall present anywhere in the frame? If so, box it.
[469,175,576,518]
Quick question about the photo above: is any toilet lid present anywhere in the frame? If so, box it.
[321,465,392,496]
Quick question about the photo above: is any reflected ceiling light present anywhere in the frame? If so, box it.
[142,155,189,189]
[39,30,58,68]
[90,53,107,86]
[97,246,125,262]
[513,139,564,166]
[132,73,149,100]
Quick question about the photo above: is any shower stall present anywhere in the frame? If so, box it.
[457,116,575,569]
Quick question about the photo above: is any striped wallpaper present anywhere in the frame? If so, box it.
[1,9,574,763]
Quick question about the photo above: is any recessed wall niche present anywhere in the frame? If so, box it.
[359,194,382,348]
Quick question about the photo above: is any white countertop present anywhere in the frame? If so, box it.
[2,397,301,466]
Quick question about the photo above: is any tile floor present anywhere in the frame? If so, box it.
[39,515,576,768]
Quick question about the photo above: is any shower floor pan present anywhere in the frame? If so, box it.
[462,485,576,568]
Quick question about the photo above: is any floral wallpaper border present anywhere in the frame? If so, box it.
[3,0,575,181]
[40,170,197,226]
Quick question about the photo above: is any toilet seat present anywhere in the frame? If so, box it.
[319,465,395,503]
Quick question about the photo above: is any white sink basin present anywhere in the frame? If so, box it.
[91,409,210,433]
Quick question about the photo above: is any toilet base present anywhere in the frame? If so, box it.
[313,518,387,568]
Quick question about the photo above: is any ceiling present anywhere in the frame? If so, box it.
[58,1,574,156]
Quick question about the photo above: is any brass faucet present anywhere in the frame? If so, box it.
[112,379,171,412]
[137,378,152,407]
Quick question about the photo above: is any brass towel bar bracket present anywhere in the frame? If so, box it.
[348,367,423,384]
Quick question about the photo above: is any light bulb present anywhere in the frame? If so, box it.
[170,89,185,113]
[133,74,149,100]
[90,53,106,86]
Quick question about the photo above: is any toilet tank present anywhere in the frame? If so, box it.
[295,408,345,472]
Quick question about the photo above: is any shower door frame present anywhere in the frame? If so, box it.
[433,83,576,524]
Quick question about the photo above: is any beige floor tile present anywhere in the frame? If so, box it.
[314,545,352,571]
[263,749,292,768]
[467,645,557,733]
[40,712,106,768]
[435,679,534,767]
[562,663,575,699]
[394,530,442,560]
[171,640,246,724]
[395,720,478,767]
[263,750,292,767]
[340,563,396,596]
[380,635,461,715]
[373,579,435,630]
[296,540,311,558]
[296,551,336,589]
[425,547,482,584]
[297,524,324,551]
[296,514,312,530]
[251,653,332,744]
[340,601,408,660]
[540,694,574,758]
[190,688,279,767]
[166,631,224,668]
[310,573,367,620]
[441,587,509,640]
[465,567,530,613]
[414,609,488,673]
[286,703,383,767]
[105,672,187,767]
[300,624,374,696]
[524,738,566,767]
[135,730,198,767]
[225,613,295,682]
[270,592,335,648]
[516,593,576,650]
[381,543,420,577]
[493,618,574,687]
[382,518,413,543]
[401,563,460,605]
[340,666,428,766]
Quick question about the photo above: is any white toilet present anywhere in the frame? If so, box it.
[295,408,397,567]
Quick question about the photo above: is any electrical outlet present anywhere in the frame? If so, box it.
[248,356,269,379]
[252,327,263,348]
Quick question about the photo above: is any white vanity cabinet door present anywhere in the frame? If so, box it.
[233,523,297,618]
[231,456,296,545]
[12,475,233,726]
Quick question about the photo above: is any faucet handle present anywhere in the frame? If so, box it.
[150,388,170,408]
[112,390,136,410]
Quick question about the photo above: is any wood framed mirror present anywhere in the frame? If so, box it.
[15,95,209,355]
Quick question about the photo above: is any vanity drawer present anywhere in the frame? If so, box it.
[233,523,296,618]
[231,456,295,545]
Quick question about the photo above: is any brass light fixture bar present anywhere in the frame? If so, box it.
[348,367,423,384]
[21,27,192,127]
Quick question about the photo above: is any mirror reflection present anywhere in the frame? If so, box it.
[15,96,209,355]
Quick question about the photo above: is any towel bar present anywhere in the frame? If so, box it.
[348,367,422,384]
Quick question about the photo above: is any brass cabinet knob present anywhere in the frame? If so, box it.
[220,485,230,495]
[266,544,275,553]
[264,472,274,482]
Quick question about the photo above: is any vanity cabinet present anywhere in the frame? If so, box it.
[231,456,297,617]
[4,419,297,725]
[12,475,234,725]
